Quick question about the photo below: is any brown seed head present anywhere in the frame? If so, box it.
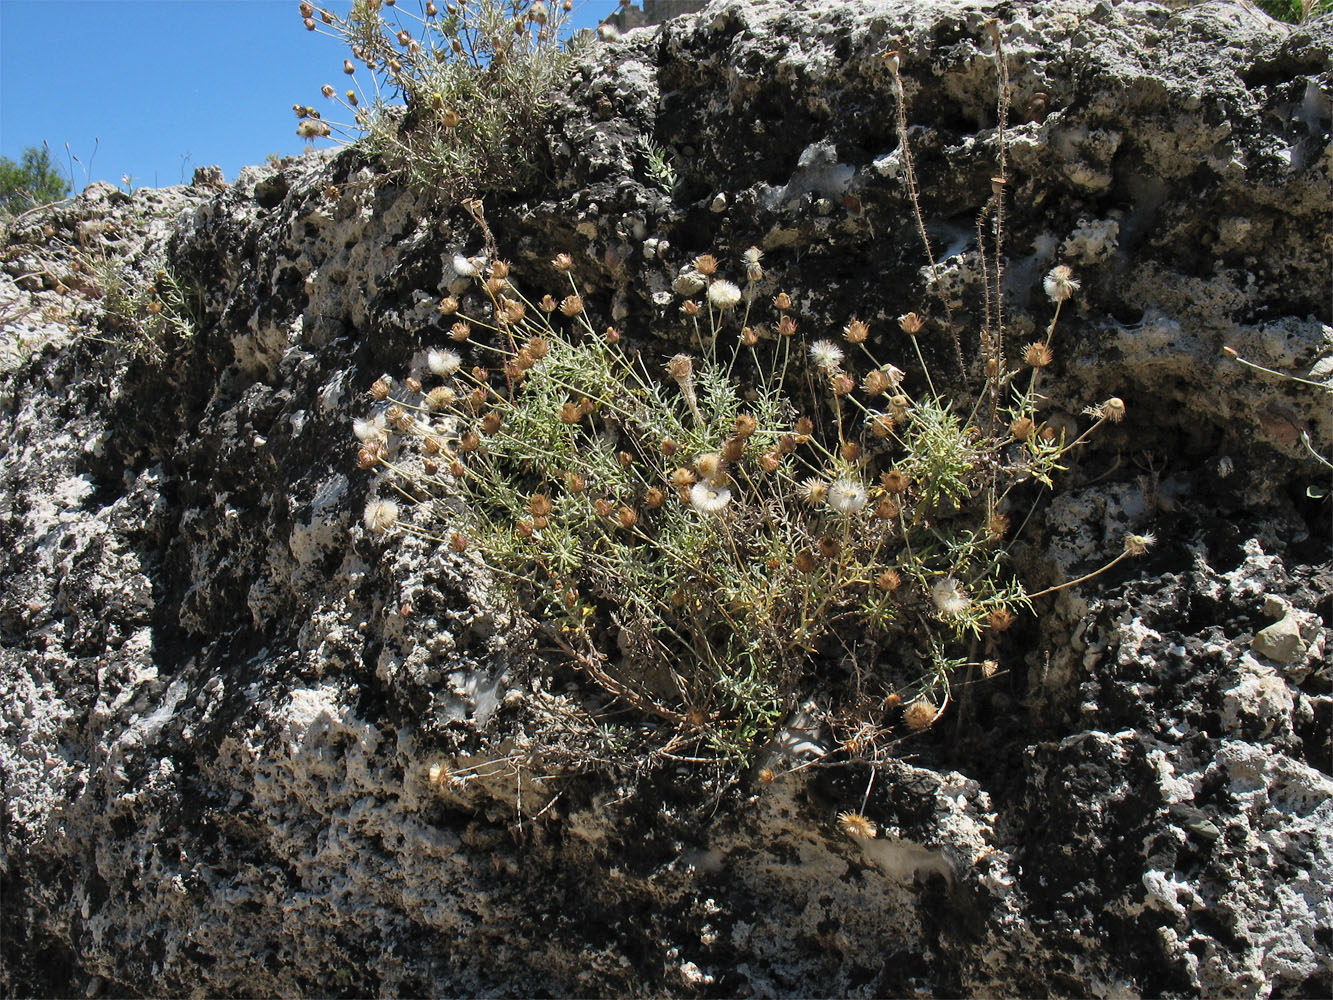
[1023,342,1054,368]
[734,413,757,439]
[875,568,902,592]
[559,401,582,424]
[660,437,678,456]
[871,414,895,439]
[539,294,557,313]
[874,497,900,520]
[721,437,746,463]
[528,494,553,517]
[450,321,471,341]
[772,292,792,311]
[370,378,391,401]
[480,411,502,434]
[437,296,459,315]
[594,498,614,518]
[681,299,700,317]
[616,506,638,529]
[357,443,385,469]
[671,467,697,488]
[1010,416,1036,441]
[693,253,718,276]
[694,452,722,481]
[844,318,870,344]
[881,469,909,493]
[604,326,621,344]
[666,353,694,383]
[644,487,665,509]
[777,315,798,337]
[758,451,781,473]
[459,430,480,452]
[559,295,583,317]
[405,376,423,394]
[552,252,574,272]
[818,536,841,559]
[840,442,862,462]
[794,550,817,573]
[898,312,925,335]
[777,432,798,455]
[449,531,467,552]
[832,373,856,396]
[794,416,814,437]
[904,699,938,731]
[565,473,586,492]
[863,369,892,395]
[987,512,1010,540]
[988,607,1016,632]
[741,326,759,347]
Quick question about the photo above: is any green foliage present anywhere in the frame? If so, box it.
[351,20,1147,770]
[98,259,201,363]
[1253,0,1333,23]
[353,248,1130,763]
[296,0,585,199]
[0,145,70,217]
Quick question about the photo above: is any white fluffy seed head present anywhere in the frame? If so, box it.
[427,348,462,377]
[1043,264,1080,303]
[689,480,731,514]
[707,279,742,310]
[353,415,388,442]
[809,339,845,372]
[931,577,971,616]
[827,477,868,515]
[363,499,399,532]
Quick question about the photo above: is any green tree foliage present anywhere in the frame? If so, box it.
[0,145,70,217]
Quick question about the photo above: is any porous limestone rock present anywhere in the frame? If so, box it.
[3,1,1330,996]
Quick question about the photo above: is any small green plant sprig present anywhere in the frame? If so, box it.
[352,245,1143,764]
[293,0,583,198]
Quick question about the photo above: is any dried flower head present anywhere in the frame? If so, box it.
[1010,416,1036,441]
[772,292,792,311]
[560,295,584,317]
[843,319,870,344]
[1123,532,1156,557]
[837,811,878,839]
[552,252,574,272]
[1023,342,1054,368]
[777,315,798,337]
[904,699,938,731]
[898,312,925,335]
[988,607,1016,632]
[666,353,694,383]
[693,253,719,276]
[1043,265,1080,303]
[800,478,828,505]
[875,568,902,592]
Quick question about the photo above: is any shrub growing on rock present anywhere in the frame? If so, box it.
[294,0,585,199]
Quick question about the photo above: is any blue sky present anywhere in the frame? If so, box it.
[0,0,623,192]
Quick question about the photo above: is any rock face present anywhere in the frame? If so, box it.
[2,1,1330,996]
